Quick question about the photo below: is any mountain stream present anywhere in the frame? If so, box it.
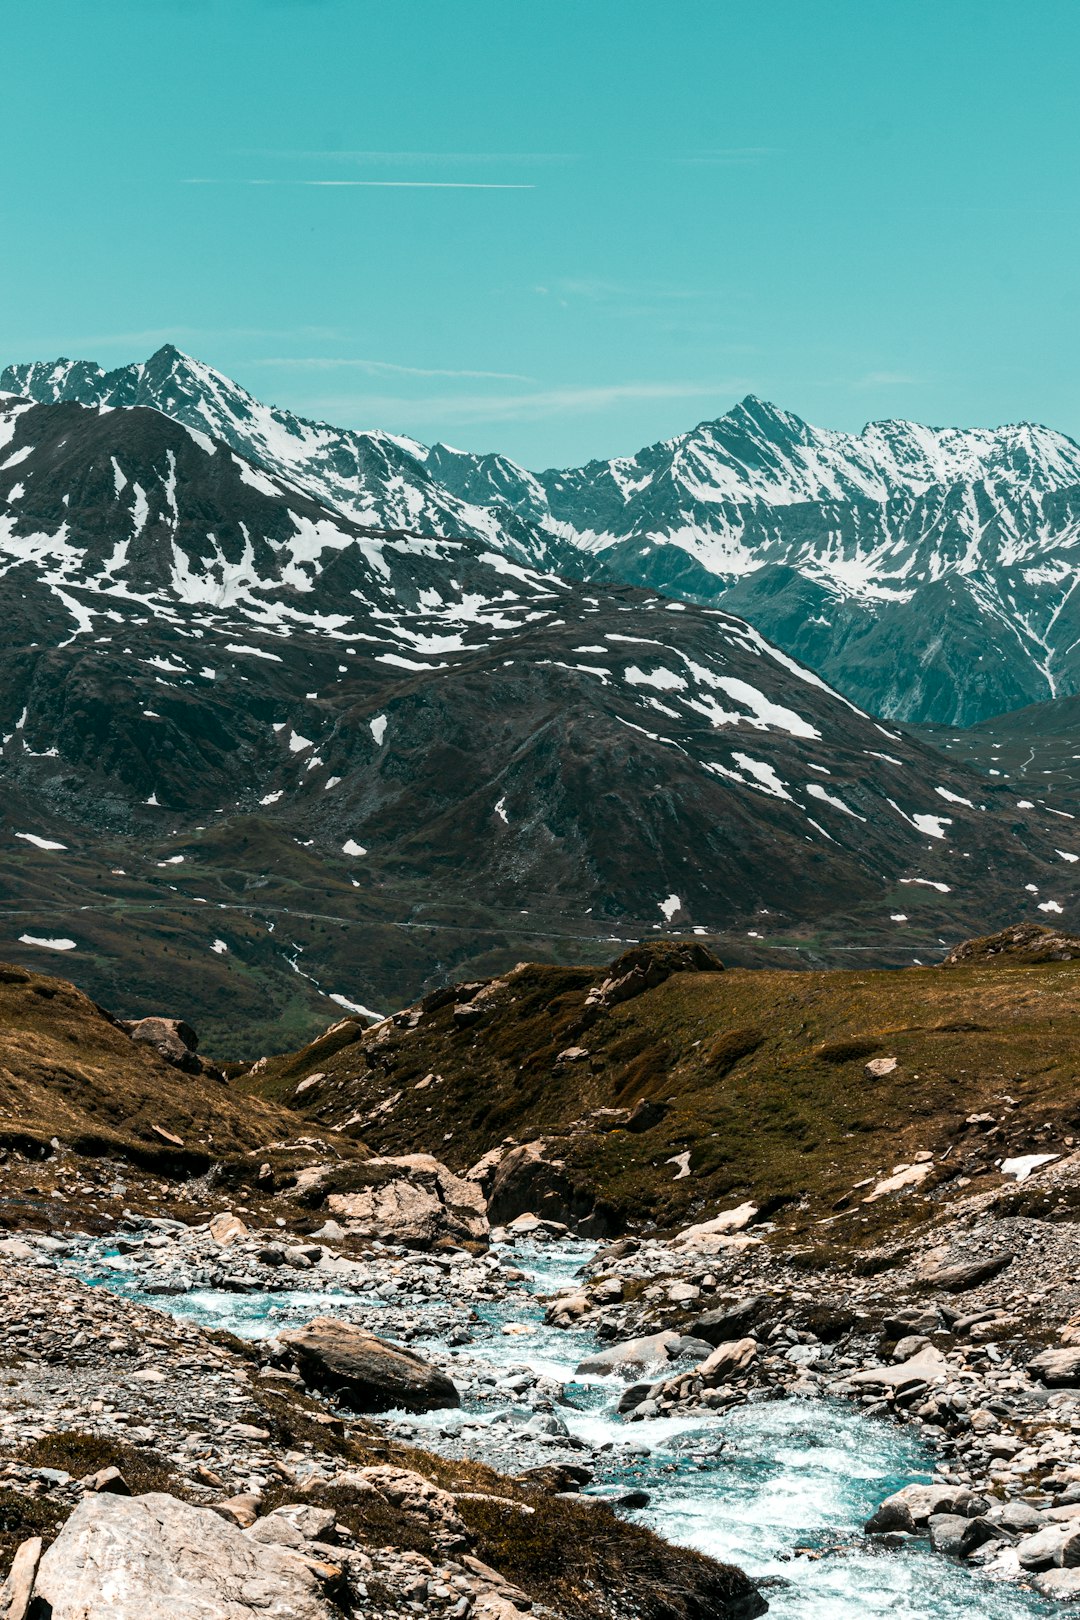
[62,1235,1050,1619]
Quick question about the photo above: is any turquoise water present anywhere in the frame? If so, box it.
[65,1238,1051,1618]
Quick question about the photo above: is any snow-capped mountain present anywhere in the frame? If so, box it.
[0,345,559,569]
[1,385,1075,1045]
[9,349,1080,726]
[424,396,1080,726]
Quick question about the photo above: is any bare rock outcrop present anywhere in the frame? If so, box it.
[941,923,1080,966]
[585,940,725,1010]
[325,1153,488,1247]
[20,1491,336,1618]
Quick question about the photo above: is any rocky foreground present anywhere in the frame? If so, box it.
[7,929,1080,1611]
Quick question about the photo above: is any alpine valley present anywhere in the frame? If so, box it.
[1,346,1079,1051]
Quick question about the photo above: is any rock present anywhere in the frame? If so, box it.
[692,1297,769,1346]
[326,1154,488,1246]
[280,1317,459,1412]
[864,1056,898,1079]
[524,1411,568,1437]
[695,1337,758,1386]
[79,1465,131,1495]
[545,1293,590,1326]
[957,1516,1004,1557]
[25,1491,334,1618]
[214,1494,262,1529]
[0,1536,41,1620]
[928,1513,968,1555]
[863,1162,934,1201]
[922,1253,1014,1292]
[478,1140,611,1235]
[674,1204,759,1244]
[588,941,724,1010]
[576,1331,681,1375]
[209,1211,249,1246]
[356,1466,468,1547]
[994,1501,1045,1533]
[1030,1348,1080,1387]
[865,1483,957,1534]
[617,1382,654,1413]
[892,1334,931,1361]
[1035,1568,1080,1601]
[942,923,1080,966]
[0,1239,35,1261]
[123,1015,201,1073]
[625,1099,669,1133]
[848,1346,946,1391]
[671,1335,717,1361]
[1016,1522,1080,1570]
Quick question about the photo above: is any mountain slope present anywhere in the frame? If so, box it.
[1,390,1077,1046]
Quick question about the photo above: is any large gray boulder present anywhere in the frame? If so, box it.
[21,1491,334,1618]
[576,1331,681,1375]
[325,1153,488,1247]
[279,1317,459,1412]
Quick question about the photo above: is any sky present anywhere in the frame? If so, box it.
[2,0,1078,469]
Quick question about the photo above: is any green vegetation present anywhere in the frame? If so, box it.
[251,951,1080,1242]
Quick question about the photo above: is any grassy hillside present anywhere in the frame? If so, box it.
[0,959,314,1172]
[246,942,1080,1241]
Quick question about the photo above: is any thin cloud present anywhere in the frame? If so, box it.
[182,178,535,190]
[302,380,745,425]
[255,357,534,381]
[235,149,575,166]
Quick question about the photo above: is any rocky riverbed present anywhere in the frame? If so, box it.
[2,1167,1076,1616]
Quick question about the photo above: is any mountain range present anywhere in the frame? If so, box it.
[8,347,1080,726]
[0,347,1078,1050]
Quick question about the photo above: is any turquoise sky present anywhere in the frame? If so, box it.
[2,0,1078,467]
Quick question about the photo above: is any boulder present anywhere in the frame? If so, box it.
[122,1016,201,1073]
[476,1139,612,1235]
[209,1212,249,1247]
[279,1318,459,1413]
[1016,1522,1080,1570]
[0,1535,40,1620]
[928,1513,968,1555]
[23,1491,335,1618]
[848,1346,946,1391]
[1035,1569,1080,1601]
[864,1056,898,1079]
[865,1483,958,1534]
[922,1252,1013,1292]
[576,1331,681,1375]
[326,1154,488,1246]
[674,1205,759,1244]
[586,941,724,1010]
[1030,1347,1080,1387]
[695,1337,758,1386]
[354,1465,467,1548]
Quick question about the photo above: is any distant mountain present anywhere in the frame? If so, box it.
[424,396,1080,727]
[1,385,1075,1047]
[9,349,1080,727]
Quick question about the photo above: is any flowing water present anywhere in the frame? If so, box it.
[65,1236,1052,1619]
